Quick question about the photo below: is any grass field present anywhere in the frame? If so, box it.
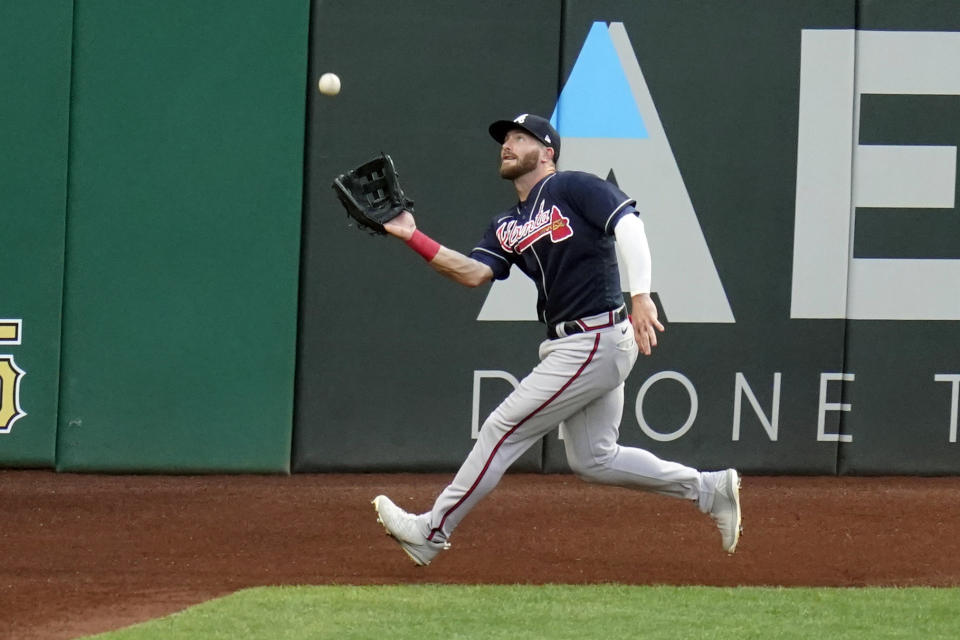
[83,585,960,639]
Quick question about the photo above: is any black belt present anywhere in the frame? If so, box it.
[548,305,628,340]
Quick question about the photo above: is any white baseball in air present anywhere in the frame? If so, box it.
[317,72,341,96]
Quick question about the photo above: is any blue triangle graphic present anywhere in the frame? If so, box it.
[550,22,647,139]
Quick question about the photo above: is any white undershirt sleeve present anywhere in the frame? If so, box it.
[613,213,652,296]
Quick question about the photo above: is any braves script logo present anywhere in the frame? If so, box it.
[496,203,573,253]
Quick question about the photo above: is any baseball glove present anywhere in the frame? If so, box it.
[332,153,414,235]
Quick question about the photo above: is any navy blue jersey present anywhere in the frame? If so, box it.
[470,171,637,326]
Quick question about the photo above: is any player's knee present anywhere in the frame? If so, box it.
[567,446,618,482]
[566,455,590,479]
[479,413,510,437]
[570,462,608,484]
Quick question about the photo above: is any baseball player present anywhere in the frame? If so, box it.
[373,114,741,566]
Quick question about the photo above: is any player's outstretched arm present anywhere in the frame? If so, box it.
[384,211,494,288]
[428,247,495,287]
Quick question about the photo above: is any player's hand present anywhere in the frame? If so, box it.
[384,210,416,241]
[631,293,665,356]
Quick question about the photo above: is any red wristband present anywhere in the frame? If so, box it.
[405,229,441,262]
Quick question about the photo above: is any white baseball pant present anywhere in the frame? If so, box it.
[417,317,711,544]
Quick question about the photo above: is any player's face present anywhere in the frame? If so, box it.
[499,130,545,180]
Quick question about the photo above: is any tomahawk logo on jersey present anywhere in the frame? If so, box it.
[471,171,638,326]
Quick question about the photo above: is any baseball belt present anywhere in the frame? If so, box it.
[548,305,628,340]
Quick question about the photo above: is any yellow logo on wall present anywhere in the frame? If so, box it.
[0,320,26,434]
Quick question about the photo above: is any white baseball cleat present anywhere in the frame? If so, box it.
[709,469,742,554]
[372,495,450,566]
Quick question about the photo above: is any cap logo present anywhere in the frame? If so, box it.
[514,114,528,124]
[544,134,551,143]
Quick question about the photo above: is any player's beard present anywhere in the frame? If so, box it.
[499,148,540,180]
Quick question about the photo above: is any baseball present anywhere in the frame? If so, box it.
[318,72,341,96]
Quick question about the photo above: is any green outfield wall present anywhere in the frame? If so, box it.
[1,0,958,474]
[55,0,309,472]
[1,0,308,472]
[0,1,73,466]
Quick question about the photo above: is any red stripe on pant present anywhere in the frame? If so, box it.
[427,333,602,542]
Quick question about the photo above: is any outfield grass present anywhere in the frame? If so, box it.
[84,585,960,639]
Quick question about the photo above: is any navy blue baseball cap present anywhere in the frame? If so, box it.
[489,113,560,161]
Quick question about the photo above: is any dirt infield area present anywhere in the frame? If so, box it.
[2,471,959,639]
